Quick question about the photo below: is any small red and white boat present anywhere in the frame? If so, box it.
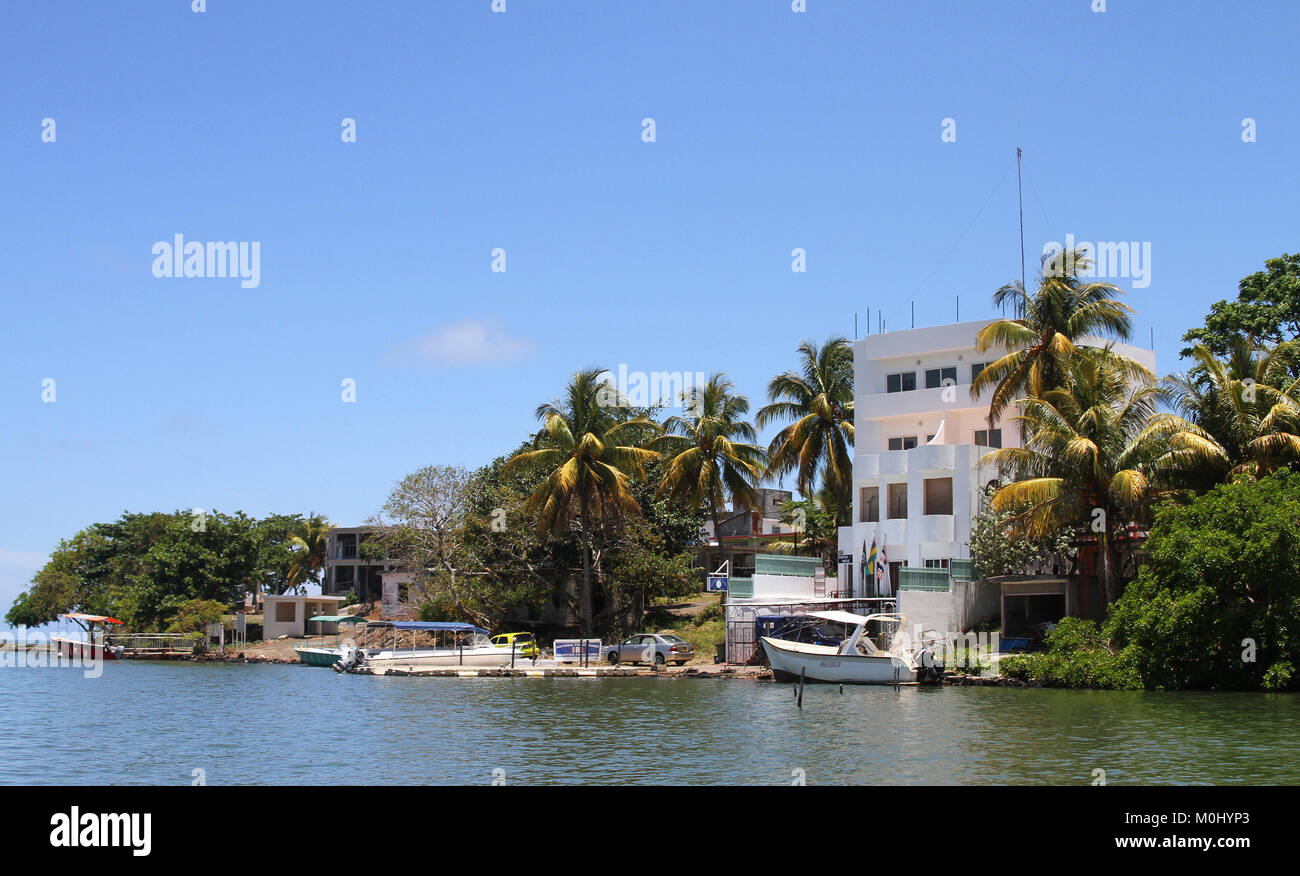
[52,613,126,661]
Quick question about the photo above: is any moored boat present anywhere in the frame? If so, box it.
[52,613,126,661]
[336,621,515,674]
[761,610,942,685]
[294,615,368,667]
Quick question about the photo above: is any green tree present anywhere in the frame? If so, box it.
[506,368,660,636]
[969,489,1074,580]
[653,372,766,542]
[982,350,1225,603]
[756,337,855,524]
[971,249,1149,428]
[761,497,839,569]
[1181,253,1300,358]
[1105,471,1300,690]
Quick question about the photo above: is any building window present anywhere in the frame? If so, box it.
[888,436,918,451]
[924,477,953,515]
[275,602,296,623]
[886,372,916,393]
[925,366,957,389]
[859,487,879,522]
[887,483,908,519]
[971,362,988,382]
[924,558,950,569]
[975,428,1003,448]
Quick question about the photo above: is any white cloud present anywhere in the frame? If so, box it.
[391,318,534,366]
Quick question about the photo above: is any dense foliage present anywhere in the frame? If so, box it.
[1104,472,1300,691]
[6,510,304,630]
[1182,253,1300,357]
[999,618,1141,690]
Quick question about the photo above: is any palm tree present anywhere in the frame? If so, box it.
[1165,337,1300,478]
[504,368,660,636]
[755,337,855,524]
[971,249,1151,428]
[763,491,840,569]
[982,350,1226,604]
[652,373,767,542]
[286,513,330,594]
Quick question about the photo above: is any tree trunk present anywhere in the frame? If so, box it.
[579,503,594,639]
[1100,528,1121,605]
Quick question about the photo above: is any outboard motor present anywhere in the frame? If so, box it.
[914,647,944,684]
[333,646,364,674]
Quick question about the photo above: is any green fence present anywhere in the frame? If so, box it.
[727,577,754,598]
[950,558,977,581]
[897,567,952,591]
[753,554,820,577]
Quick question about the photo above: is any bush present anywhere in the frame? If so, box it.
[999,618,1141,690]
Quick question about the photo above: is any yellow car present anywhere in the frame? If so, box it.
[490,632,540,659]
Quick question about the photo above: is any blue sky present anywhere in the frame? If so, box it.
[1,0,1296,611]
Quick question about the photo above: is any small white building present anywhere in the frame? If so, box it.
[262,595,347,639]
[837,319,1156,637]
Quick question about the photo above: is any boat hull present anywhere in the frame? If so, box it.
[761,637,918,685]
[362,647,516,674]
[295,646,345,667]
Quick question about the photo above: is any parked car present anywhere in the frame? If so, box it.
[603,633,694,666]
[490,632,540,659]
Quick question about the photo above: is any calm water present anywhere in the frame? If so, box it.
[3,661,1298,785]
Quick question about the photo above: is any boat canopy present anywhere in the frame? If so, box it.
[58,613,124,625]
[306,615,367,624]
[807,610,872,626]
[367,621,490,636]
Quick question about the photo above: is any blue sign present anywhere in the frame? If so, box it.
[707,576,729,592]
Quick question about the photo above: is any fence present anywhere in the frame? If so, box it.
[898,567,952,591]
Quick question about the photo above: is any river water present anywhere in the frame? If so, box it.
[3,661,1298,785]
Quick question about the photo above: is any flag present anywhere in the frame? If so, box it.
[864,537,878,597]
[877,537,889,596]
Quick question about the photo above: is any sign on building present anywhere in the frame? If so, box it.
[706,575,729,592]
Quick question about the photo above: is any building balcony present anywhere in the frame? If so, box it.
[857,386,986,419]
[912,514,955,543]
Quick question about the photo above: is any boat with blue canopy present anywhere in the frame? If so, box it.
[334,620,514,674]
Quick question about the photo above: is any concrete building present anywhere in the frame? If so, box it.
[322,526,396,600]
[696,488,796,580]
[262,595,347,639]
[836,319,1156,635]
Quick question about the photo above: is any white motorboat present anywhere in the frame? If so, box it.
[336,620,515,674]
[761,610,942,685]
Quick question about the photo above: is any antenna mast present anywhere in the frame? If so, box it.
[1017,146,1026,319]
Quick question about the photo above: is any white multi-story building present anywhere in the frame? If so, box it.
[837,319,1156,606]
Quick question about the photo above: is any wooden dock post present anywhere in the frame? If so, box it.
[797,667,805,708]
